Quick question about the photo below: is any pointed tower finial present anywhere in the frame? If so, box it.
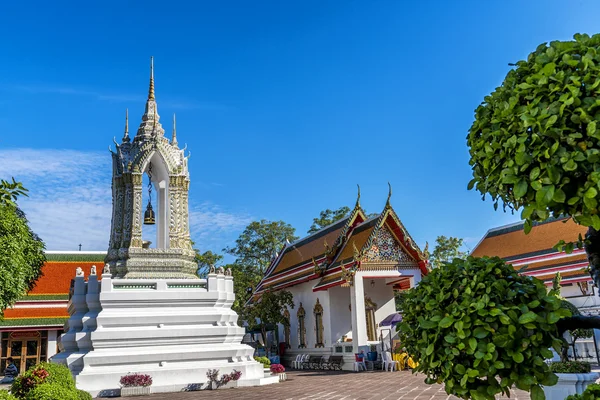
[148,56,155,101]
[355,184,361,208]
[171,113,178,146]
[122,109,130,142]
[386,182,392,207]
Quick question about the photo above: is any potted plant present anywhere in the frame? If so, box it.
[270,364,286,382]
[206,369,242,390]
[119,373,152,396]
[544,361,598,400]
[566,383,600,400]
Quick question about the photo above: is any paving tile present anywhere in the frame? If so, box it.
[139,370,530,400]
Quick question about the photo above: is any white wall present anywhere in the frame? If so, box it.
[279,281,332,350]
[363,278,396,341]
[328,285,352,344]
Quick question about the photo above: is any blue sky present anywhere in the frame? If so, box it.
[1,1,599,257]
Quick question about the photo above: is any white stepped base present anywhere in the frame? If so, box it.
[52,274,278,397]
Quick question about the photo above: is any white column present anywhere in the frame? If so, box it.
[350,274,367,353]
[157,180,167,249]
[47,330,58,359]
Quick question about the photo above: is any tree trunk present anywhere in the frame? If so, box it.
[585,227,600,290]
[557,315,600,337]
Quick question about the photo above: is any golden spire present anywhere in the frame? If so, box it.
[148,56,155,101]
[171,113,178,146]
[122,108,130,142]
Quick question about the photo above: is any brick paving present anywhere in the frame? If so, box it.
[144,370,530,400]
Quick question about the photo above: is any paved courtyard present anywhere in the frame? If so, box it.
[145,370,530,400]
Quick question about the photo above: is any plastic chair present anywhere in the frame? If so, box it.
[354,353,367,372]
[292,354,303,369]
[382,351,397,372]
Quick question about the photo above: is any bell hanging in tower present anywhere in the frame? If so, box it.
[144,163,156,225]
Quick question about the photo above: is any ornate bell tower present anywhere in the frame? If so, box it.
[105,58,197,279]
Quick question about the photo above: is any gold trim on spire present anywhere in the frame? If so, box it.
[171,113,178,145]
[148,56,155,101]
[386,182,392,207]
[355,184,361,208]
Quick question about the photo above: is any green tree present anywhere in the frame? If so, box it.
[246,289,294,349]
[224,219,298,275]
[466,33,600,335]
[429,235,468,269]
[308,206,351,233]
[399,257,564,400]
[0,180,46,316]
[394,290,407,311]
[194,249,223,278]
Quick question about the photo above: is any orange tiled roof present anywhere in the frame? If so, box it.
[471,218,587,260]
[30,262,98,294]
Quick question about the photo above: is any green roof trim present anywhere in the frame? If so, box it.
[20,294,69,301]
[45,253,106,262]
[0,317,68,327]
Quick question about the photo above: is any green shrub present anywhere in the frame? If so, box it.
[549,360,591,373]
[76,389,92,400]
[10,362,75,398]
[0,390,17,400]
[253,356,271,367]
[565,383,600,400]
[25,383,79,400]
[399,256,566,400]
[36,362,74,388]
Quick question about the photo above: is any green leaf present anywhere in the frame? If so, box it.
[473,327,489,339]
[468,338,477,351]
[547,312,561,324]
[568,196,580,205]
[426,343,434,355]
[588,121,597,136]
[530,167,541,180]
[514,180,528,199]
[535,185,555,206]
[439,316,454,328]
[552,188,566,203]
[542,62,556,76]
[444,334,456,344]
[563,159,577,171]
[585,187,598,198]
[512,352,525,363]
[518,311,538,324]
[530,384,545,400]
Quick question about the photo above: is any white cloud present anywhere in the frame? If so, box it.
[0,148,250,252]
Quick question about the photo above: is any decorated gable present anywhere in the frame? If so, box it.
[364,225,415,265]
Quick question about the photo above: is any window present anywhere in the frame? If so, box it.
[297,303,306,349]
[283,308,291,349]
[314,298,324,348]
[365,297,378,342]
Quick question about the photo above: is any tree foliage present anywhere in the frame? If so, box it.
[246,289,294,345]
[430,235,468,269]
[224,219,297,274]
[399,256,566,400]
[0,180,45,316]
[467,34,600,235]
[308,206,351,233]
[194,249,223,278]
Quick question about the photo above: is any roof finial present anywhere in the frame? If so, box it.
[122,108,130,142]
[148,56,155,101]
[355,184,361,208]
[386,182,392,207]
[171,113,178,146]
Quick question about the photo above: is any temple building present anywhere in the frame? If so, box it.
[0,251,104,374]
[471,217,600,363]
[252,187,428,369]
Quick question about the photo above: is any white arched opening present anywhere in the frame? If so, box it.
[142,152,170,249]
